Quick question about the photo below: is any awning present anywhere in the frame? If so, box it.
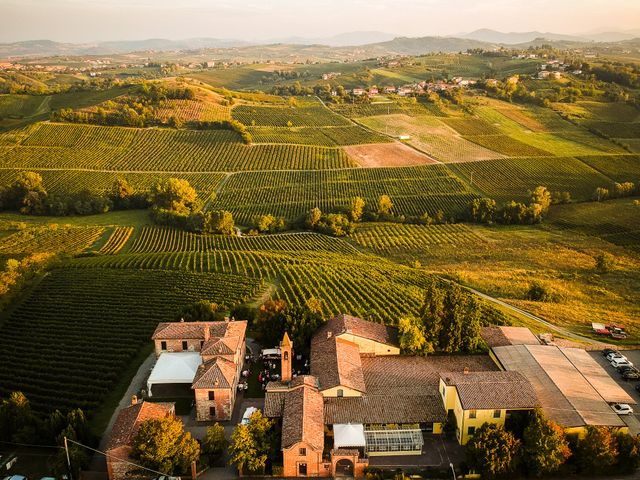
[334,423,366,448]
[147,352,202,397]
[261,348,281,357]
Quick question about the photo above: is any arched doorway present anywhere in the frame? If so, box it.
[335,459,354,477]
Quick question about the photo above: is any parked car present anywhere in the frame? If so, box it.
[154,476,180,480]
[241,406,258,425]
[607,352,625,361]
[602,348,617,357]
[4,476,28,480]
[618,366,639,374]
[622,370,640,380]
[611,357,633,369]
[613,403,634,415]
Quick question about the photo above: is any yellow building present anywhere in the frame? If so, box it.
[439,370,538,445]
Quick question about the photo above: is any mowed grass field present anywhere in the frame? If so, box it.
[348,217,640,342]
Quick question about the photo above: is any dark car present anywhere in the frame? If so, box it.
[617,365,639,374]
[602,348,617,357]
[623,370,640,380]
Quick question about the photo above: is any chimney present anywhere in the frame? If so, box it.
[203,325,210,342]
[131,394,138,406]
[463,367,470,375]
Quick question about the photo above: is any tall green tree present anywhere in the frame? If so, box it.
[132,415,200,474]
[350,196,365,222]
[150,178,198,214]
[229,410,274,475]
[206,210,235,235]
[377,194,393,215]
[522,409,571,476]
[202,422,227,464]
[398,316,433,355]
[466,423,521,479]
[574,426,618,474]
[616,432,640,473]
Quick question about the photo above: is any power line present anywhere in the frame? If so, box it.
[65,437,172,477]
[0,439,62,449]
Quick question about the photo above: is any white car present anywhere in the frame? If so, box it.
[613,404,634,415]
[241,406,258,425]
[606,352,625,361]
[611,357,633,368]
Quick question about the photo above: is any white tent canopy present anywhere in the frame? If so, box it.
[261,348,281,358]
[333,423,366,448]
[147,352,202,397]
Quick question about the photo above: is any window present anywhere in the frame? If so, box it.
[469,410,477,419]
[208,391,215,401]
[441,385,445,397]
[209,406,216,418]
[298,464,307,476]
[493,409,501,418]
[182,341,188,350]
[200,340,204,348]
[160,341,167,350]
[299,447,306,456]
[468,426,476,436]
[337,389,344,397]
[284,351,288,361]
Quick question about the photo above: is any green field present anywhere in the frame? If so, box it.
[548,198,640,251]
[0,267,264,413]
[247,125,390,146]
[449,156,613,203]
[208,164,477,224]
[233,102,351,127]
[1,122,357,171]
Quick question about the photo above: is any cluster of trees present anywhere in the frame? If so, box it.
[593,181,640,201]
[254,298,324,356]
[0,252,52,310]
[466,410,640,478]
[251,214,287,234]
[228,410,278,475]
[466,186,560,225]
[149,177,236,235]
[131,414,200,474]
[585,62,640,89]
[189,119,252,143]
[0,391,93,476]
[0,172,148,216]
[398,279,493,355]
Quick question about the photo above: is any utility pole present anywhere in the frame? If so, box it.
[64,436,73,480]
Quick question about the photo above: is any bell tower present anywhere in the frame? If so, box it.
[280,332,293,383]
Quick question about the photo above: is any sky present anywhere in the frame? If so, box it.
[1,0,640,43]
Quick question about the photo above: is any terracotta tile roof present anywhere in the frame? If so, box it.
[480,327,511,348]
[323,355,498,425]
[264,390,287,417]
[281,377,324,451]
[361,354,499,396]
[311,337,366,393]
[314,314,398,347]
[441,371,539,410]
[324,394,446,424]
[201,337,235,356]
[191,357,237,389]
[152,320,247,341]
[105,401,174,451]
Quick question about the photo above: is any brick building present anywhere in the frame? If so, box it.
[149,319,247,421]
[105,397,175,480]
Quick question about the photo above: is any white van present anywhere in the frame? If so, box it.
[611,357,633,368]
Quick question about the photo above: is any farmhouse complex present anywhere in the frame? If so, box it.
[149,319,247,421]
[263,317,634,477]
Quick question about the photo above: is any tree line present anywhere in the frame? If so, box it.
[465,410,640,479]
[0,172,149,216]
